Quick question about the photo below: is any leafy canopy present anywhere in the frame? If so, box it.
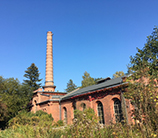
[113,71,125,79]
[0,76,33,129]
[81,71,95,88]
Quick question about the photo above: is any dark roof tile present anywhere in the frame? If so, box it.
[61,76,125,101]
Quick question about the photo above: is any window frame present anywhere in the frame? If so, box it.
[97,101,105,124]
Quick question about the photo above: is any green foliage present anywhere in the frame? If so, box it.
[1,109,156,138]
[66,73,102,90]
[23,63,42,91]
[94,77,103,83]
[128,27,158,77]
[125,27,158,137]
[0,125,65,138]
[81,71,96,88]
[67,108,100,137]
[53,120,64,127]
[0,100,8,121]
[0,76,33,129]
[8,110,54,128]
[113,71,125,78]
[0,100,8,129]
[0,123,147,138]
[65,79,77,93]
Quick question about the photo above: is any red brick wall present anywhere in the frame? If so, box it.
[48,101,60,122]
[61,100,74,124]
[31,90,134,125]
[60,90,125,125]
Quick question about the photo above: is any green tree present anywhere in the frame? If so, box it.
[0,100,8,129]
[113,71,125,78]
[0,76,33,129]
[0,100,7,121]
[0,78,22,119]
[81,71,95,88]
[125,27,158,136]
[94,77,103,83]
[65,79,77,93]
[23,63,42,91]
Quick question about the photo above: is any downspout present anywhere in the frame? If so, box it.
[59,98,61,120]
[121,91,128,124]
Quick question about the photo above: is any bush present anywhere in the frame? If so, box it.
[53,120,64,127]
[8,110,54,128]
[66,108,102,138]
[1,108,156,138]
[0,125,65,138]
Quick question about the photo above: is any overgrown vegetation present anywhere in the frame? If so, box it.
[8,110,54,128]
[67,108,101,137]
[124,27,158,137]
[0,63,42,129]
[0,76,32,129]
[0,108,148,138]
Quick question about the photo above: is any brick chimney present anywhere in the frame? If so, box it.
[43,31,56,91]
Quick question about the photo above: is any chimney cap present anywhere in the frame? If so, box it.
[47,31,53,35]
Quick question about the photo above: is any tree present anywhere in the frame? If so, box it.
[81,71,95,88]
[0,100,8,129]
[125,27,158,136]
[113,71,125,78]
[65,79,77,93]
[0,76,33,129]
[23,63,42,91]
[94,77,103,83]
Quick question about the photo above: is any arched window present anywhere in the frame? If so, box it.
[72,101,76,118]
[81,103,86,111]
[63,107,67,124]
[97,101,105,124]
[114,99,123,123]
[72,101,76,110]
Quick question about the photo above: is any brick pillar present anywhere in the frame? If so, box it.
[43,31,56,91]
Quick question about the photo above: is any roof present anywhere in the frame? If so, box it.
[61,76,125,101]
[96,77,111,84]
[33,91,67,95]
[36,99,60,105]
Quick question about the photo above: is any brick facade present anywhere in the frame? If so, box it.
[31,86,134,125]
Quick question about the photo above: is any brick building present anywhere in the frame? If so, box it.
[30,31,134,125]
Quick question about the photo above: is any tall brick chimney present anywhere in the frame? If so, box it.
[43,31,56,91]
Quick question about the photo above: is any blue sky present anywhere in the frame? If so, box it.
[0,0,158,92]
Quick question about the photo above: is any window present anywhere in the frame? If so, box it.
[72,101,76,118]
[63,107,67,124]
[114,99,123,123]
[81,103,86,111]
[97,101,105,124]
[73,101,76,110]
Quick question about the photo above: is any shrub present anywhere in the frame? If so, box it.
[66,108,102,138]
[0,125,65,138]
[53,120,64,127]
[8,110,53,128]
